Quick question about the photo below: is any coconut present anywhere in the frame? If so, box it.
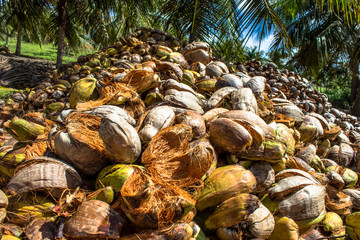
[63,200,124,239]
[6,157,82,197]
[99,113,141,164]
[69,77,99,109]
[49,112,108,175]
[196,165,256,211]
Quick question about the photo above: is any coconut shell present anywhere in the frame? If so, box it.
[6,157,82,197]
[7,194,56,226]
[85,104,136,126]
[242,140,286,163]
[196,165,256,211]
[99,113,141,164]
[249,162,275,193]
[95,164,140,191]
[343,189,360,210]
[278,185,326,221]
[275,123,296,155]
[25,219,56,240]
[63,200,124,238]
[182,42,212,64]
[268,176,318,201]
[175,110,206,139]
[202,108,229,123]
[246,203,275,239]
[219,110,275,139]
[120,69,159,93]
[204,193,260,230]
[209,118,252,154]
[6,117,45,141]
[296,143,317,164]
[205,87,237,110]
[272,98,304,123]
[137,105,175,142]
[231,88,258,114]
[275,169,321,185]
[245,76,266,97]
[323,212,343,232]
[298,116,323,142]
[50,112,108,175]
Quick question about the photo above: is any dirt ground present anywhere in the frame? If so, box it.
[0,53,55,89]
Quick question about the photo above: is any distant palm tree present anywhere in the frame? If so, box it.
[0,0,46,55]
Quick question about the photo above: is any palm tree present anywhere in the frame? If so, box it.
[0,0,46,55]
[271,0,360,114]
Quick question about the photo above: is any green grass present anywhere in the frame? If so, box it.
[0,38,94,64]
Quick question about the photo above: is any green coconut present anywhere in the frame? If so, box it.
[7,117,45,141]
[323,212,343,232]
[268,216,299,240]
[196,165,256,211]
[69,78,99,109]
[95,164,141,191]
[346,212,360,240]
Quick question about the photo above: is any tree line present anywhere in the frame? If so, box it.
[0,0,359,114]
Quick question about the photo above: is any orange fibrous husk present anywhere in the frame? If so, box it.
[76,81,145,119]
[65,113,106,155]
[325,185,352,215]
[120,69,158,93]
[120,168,196,228]
[25,119,55,160]
[141,124,214,191]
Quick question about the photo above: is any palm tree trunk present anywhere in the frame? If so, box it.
[56,0,67,69]
[5,35,9,47]
[350,56,359,103]
[15,24,22,55]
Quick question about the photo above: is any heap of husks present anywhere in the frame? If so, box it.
[0,28,359,240]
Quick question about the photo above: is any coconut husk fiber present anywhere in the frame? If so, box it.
[66,112,106,155]
[141,123,214,190]
[49,112,108,175]
[75,80,145,120]
[326,185,352,215]
[120,168,196,229]
[120,69,158,93]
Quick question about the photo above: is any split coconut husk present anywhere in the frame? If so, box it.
[6,156,82,198]
[49,112,108,175]
[63,200,125,239]
[142,124,215,189]
[120,168,196,229]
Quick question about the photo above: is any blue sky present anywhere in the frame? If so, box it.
[246,34,274,53]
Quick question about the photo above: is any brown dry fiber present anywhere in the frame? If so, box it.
[66,112,107,155]
[76,81,145,119]
[120,168,196,228]
[142,123,213,189]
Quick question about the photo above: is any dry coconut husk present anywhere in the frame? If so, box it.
[76,81,145,120]
[50,112,108,175]
[120,69,159,93]
[325,185,352,215]
[141,123,214,190]
[119,168,196,229]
